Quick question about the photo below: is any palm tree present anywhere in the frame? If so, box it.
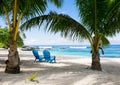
[0,0,63,74]
[21,0,120,71]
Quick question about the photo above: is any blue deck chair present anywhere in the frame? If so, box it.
[32,49,44,62]
[43,50,56,63]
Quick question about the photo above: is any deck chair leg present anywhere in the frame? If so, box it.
[34,59,36,62]
[49,60,52,63]
[54,57,56,63]
[54,59,56,63]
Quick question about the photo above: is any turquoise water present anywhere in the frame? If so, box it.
[30,45,120,58]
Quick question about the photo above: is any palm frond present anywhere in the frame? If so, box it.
[0,0,13,15]
[20,12,92,41]
[101,36,110,46]
[103,0,120,36]
[18,0,47,19]
[76,0,109,33]
[0,0,63,21]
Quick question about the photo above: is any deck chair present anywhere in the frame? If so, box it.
[43,50,56,63]
[32,49,44,62]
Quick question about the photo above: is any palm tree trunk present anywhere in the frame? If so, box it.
[91,51,102,71]
[5,29,20,74]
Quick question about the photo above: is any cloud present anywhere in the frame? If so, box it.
[59,11,66,14]
[108,35,120,44]
[24,29,120,45]
[24,36,90,45]
[24,39,40,45]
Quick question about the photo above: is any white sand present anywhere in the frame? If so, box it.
[0,48,120,85]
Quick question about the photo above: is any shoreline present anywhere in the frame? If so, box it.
[0,48,120,58]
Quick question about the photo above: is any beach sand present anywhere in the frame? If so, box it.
[0,48,120,85]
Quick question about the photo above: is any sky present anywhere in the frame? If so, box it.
[24,0,81,45]
[0,0,120,45]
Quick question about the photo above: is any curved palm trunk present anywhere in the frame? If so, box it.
[5,28,20,74]
[91,50,102,71]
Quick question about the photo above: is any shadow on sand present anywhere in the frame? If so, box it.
[0,56,120,85]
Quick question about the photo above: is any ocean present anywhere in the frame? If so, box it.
[29,45,120,58]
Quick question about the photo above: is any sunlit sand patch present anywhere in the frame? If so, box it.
[60,58,92,65]
[0,69,4,72]
[39,63,70,67]
[47,72,76,80]
[74,74,99,85]
[21,68,45,71]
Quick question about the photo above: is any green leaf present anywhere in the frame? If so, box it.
[27,72,39,81]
